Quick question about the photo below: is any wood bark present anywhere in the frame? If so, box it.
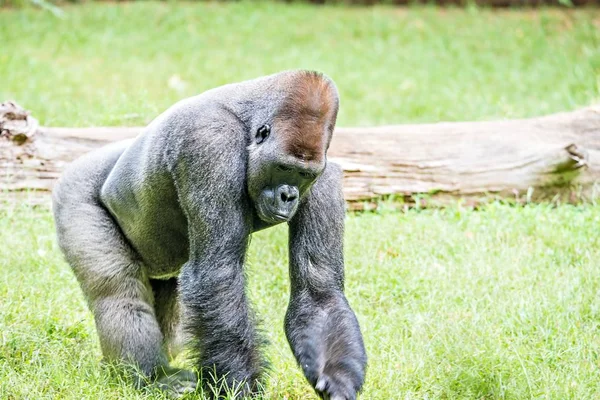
[2,101,600,210]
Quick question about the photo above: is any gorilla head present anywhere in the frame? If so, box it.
[246,72,339,224]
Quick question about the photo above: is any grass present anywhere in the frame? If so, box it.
[3,201,600,399]
[2,2,600,399]
[1,3,600,127]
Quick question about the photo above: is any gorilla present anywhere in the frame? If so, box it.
[52,70,367,399]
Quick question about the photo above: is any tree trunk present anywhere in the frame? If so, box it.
[2,101,600,210]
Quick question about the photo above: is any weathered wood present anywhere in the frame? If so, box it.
[3,101,600,209]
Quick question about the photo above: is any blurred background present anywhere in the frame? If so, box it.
[2,1,599,127]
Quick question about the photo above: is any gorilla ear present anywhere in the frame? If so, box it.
[255,125,270,144]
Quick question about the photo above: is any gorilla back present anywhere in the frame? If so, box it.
[52,70,367,399]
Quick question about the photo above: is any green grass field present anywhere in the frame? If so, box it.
[2,2,600,399]
[2,3,600,127]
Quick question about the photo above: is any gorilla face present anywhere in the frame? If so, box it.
[248,123,326,225]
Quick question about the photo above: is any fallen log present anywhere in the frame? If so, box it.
[2,101,600,210]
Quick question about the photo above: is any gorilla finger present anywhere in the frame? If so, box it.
[316,376,330,392]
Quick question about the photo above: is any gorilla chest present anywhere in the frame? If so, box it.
[132,207,190,278]
[101,177,190,278]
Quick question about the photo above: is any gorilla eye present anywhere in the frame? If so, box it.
[300,171,315,179]
[276,164,293,173]
[255,125,270,144]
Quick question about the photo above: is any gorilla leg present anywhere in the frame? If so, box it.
[54,197,164,372]
[54,194,195,393]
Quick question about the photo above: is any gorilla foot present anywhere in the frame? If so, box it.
[152,367,198,398]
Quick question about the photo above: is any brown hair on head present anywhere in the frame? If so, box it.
[274,71,339,163]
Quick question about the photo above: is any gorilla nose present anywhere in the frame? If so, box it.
[277,185,298,204]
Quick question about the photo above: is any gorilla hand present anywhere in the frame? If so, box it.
[286,297,366,400]
[315,310,366,400]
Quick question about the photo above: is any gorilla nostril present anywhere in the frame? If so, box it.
[280,188,298,203]
[278,185,299,204]
[281,192,296,203]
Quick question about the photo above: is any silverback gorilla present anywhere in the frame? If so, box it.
[52,70,367,399]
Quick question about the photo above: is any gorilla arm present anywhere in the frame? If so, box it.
[286,163,367,400]
[168,121,266,394]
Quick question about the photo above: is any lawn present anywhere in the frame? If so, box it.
[2,2,600,400]
[1,3,599,127]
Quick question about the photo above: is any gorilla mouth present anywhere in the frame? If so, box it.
[272,213,289,221]
[256,201,291,224]
[265,210,291,223]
